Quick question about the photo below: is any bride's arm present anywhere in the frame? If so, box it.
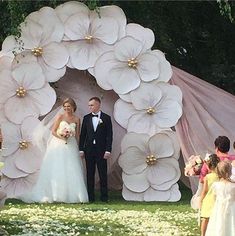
[51,115,64,140]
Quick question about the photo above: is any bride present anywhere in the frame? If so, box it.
[20,98,88,203]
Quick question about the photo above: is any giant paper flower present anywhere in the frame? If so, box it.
[63,4,126,70]
[114,81,182,135]
[94,36,172,94]
[118,132,180,200]
[1,172,39,198]
[0,62,56,124]
[122,184,181,202]
[3,7,69,83]
[1,117,43,179]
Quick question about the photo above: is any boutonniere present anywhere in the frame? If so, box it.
[98,118,103,125]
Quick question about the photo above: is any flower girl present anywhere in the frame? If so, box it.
[205,161,235,236]
[199,154,220,236]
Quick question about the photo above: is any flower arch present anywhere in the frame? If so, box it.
[0,1,183,201]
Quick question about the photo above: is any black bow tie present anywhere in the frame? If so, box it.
[92,114,98,117]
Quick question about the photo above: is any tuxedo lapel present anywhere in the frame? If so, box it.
[88,113,95,133]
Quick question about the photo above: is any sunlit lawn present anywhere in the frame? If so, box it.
[0,183,199,236]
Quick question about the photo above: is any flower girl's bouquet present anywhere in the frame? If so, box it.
[184,155,203,176]
[59,127,75,144]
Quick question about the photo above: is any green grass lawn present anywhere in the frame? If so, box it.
[0,183,199,236]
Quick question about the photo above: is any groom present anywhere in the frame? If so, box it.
[79,97,113,202]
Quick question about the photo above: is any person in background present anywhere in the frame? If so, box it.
[199,136,235,183]
[205,161,235,236]
[199,154,220,236]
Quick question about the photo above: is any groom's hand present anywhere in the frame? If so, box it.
[103,152,111,159]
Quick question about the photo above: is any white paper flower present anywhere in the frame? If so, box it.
[122,184,181,202]
[95,36,171,94]
[0,62,56,124]
[1,117,43,178]
[0,55,13,71]
[119,132,181,195]
[126,23,155,51]
[63,5,125,70]
[114,81,182,135]
[4,7,69,82]
[0,172,39,198]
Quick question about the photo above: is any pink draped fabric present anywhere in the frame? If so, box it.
[171,66,235,193]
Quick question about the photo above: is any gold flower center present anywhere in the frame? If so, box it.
[127,58,138,68]
[19,140,28,150]
[146,154,157,165]
[16,87,27,97]
[85,35,93,43]
[147,107,156,115]
[31,47,43,56]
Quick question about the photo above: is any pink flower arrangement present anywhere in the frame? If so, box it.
[184,155,203,176]
[59,127,75,144]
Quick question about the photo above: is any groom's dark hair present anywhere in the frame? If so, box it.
[89,97,101,103]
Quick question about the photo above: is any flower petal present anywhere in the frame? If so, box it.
[1,122,20,156]
[28,83,56,116]
[20,20,43,49]
[1,35,18,57]
[126,23,155,51]
[0,70,17,104]
[0,56,13,71]
[122,170,149,192]
[128,112,166,135]
[12,62,45,89]
[4,96,40,125]
[55,1,89,24]
[1,172,39,198]
[15,147,42,174]
[157,82,182,104]
[68,40,112,70]
[94,51,116,90]
[147,158,180,191]
[109,65,140,94]
[38,58,66,83]
[148,133,175,159]
[64,12,90,40]
[1,155,28,178]
[151,50,173,82]
[26,7,64,44]
[119,147,147,175]
[130,82,162,110]
[137,53,160,82]
[42,42,69,69]
[144,187,171,201]
[168,184,181,202]
[122,184,144,201]
[97,5,127,40]
[90,16,119,44]
[155,99,182,128]
[21,117,40,141]
[113,99,137,129]
[120,132,149,153]
[114,36,143,62]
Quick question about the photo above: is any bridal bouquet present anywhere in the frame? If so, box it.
[184,155,203,176]
[59,127,75,144]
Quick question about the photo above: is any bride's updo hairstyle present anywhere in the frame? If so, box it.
[63,98,77,112]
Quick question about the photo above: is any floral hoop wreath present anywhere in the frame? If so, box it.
[0,2,183,201]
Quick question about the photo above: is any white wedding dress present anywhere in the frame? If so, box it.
[20,121,88,203]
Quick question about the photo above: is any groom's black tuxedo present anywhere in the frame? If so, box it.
[79,111,113,202]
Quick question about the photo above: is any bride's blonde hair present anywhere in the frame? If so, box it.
[63,98,77,112]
